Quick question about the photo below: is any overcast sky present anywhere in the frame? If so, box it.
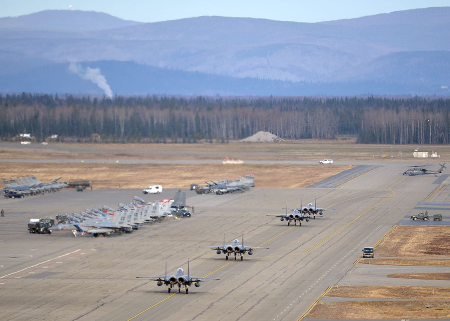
[2,0,450,23]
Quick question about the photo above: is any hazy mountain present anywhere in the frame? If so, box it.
[0,8,449,96]
[0,10,141,31]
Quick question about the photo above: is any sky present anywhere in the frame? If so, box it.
[1,0,450,23]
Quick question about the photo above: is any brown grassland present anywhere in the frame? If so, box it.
[0,163,346,189]
[308,300,450,319]
[327,286,450,299]
[388,273,450,281]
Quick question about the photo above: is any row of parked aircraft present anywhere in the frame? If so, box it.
[50,193,187,236]
[3,176,67,198]
[137,199,326,294]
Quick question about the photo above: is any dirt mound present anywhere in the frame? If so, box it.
[240,131,281,143]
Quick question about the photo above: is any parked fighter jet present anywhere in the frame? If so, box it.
[296,199,326,219]
[203,234,268,261]
[136,260,219,294]
[267,205,310,226]
[403,163,446,176]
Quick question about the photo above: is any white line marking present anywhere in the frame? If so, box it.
[0,249,81,279]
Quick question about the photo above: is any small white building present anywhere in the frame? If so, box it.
[413,150,428,158]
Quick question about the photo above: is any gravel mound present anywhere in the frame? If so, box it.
[240,131,281,143]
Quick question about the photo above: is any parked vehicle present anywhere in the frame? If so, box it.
[433,214,443,221]
[28,218,54,234]
[172,209,192,218]
[3,189,25,199]
[319,159,333,164]
[143,185,162,194]
[410,212,429,220]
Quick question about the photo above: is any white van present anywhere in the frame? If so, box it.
[143,185,162,194]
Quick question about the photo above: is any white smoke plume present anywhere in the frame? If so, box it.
[69,62,113,98]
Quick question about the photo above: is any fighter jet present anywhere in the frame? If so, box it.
[296,199,326,219]
[136,260,219,294]
[267,205,310,226]
[403,163,446,176]
[203,234,268,261]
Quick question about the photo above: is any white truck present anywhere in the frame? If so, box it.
[143,185,162,194]
[319,159,333,164]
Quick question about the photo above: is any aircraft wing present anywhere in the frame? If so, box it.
[266,214,285,217]
[189,276,220,281]
[202,246,224,250]
[244,246,269,250]
[136,276,166,280]
[85,228,114,234]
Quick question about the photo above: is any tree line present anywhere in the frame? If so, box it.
[1,93,450,144]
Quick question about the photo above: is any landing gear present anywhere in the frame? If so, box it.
[226,256,228,260]
[288,221,290,226]
[186,288,189,294]
[178,287,181,293]
[168,288,171,293]
[240,256,243,261]
[299,222,302,226]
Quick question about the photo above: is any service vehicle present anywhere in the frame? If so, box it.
[172,209,192,218]
[4,189,25,199]
[190,184,198,190]
[28,218,55,234]
[319,159,333,164]
[362,246,374,258]
[433,214,443,221]
[143,185,162,194]
[410,212,429,220]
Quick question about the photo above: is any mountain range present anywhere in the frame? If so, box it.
[0,8,449,96]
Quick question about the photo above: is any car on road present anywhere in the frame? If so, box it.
[362,246,374,258]
[319,159,333,164]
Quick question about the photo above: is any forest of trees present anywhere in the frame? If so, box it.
[1,93,450,144]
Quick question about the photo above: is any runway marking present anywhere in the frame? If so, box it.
[275,226,382,320]
[0,249,92,283]
[296,286,332,321]
[354,224,397,265]
[129,178,405,320]
[128,226,296,320]
[303,177,405,255]
[127,293,177,321]
[424,184,444,203]
[336,166,379,188]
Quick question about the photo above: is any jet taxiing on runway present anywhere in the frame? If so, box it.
[137,260,219,294]
[403,163,446,176]
[203,234,268,261]
[267,206,310,226]
[296,200,326,219]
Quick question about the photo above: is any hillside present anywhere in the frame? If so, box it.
[0,8,449,96]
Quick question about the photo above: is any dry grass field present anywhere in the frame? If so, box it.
[0,162,346,189]
[308,300,450,319]
[359,226,450,267]
[2,140,450,161]
[388,273,450,281]
[327,286,450,299]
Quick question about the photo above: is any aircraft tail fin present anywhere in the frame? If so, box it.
[439,163,446,173]
[73,224,83,232]
[187,258,190,281]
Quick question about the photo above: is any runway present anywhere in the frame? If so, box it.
[0,161,446,321]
